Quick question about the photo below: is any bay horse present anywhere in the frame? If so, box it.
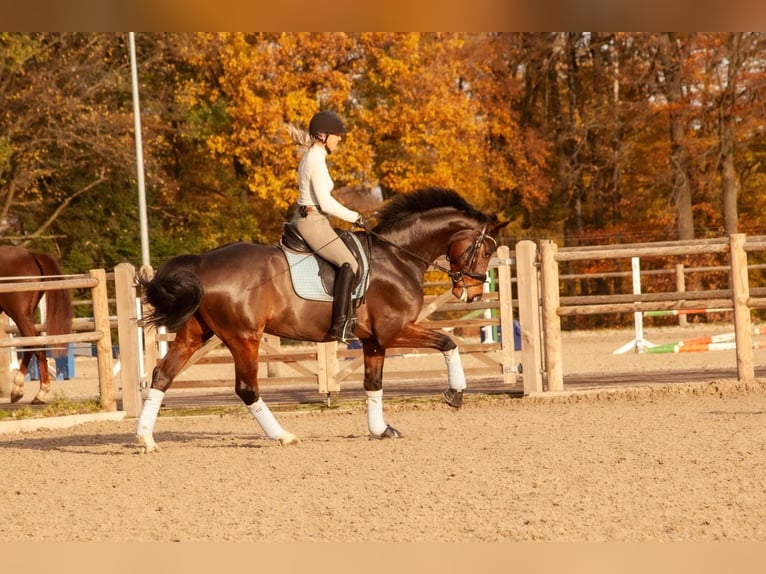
[0,245,73,404]
[136,188,508,451]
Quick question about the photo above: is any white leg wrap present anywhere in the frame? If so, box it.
[248,398,287,441]
[136,388,164,437]
[444,347,467,391]
[13,369,25,386]
[366,390,388,437]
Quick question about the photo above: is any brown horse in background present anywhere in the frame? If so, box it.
[0,245,73,404]
[136,188,508,452]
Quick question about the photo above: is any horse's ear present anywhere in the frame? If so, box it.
[489,219,511,235]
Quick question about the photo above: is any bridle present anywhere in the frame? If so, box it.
[444,223,498,296]
[359,222,496,289]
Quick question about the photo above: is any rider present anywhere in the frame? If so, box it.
[288,110,367,343]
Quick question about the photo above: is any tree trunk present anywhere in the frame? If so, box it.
[657,33,695,240]
[720,33,741,236]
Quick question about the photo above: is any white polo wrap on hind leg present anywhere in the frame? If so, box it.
[365,390,387,437]
[136,388,165,436]
[444,347,467,391]
[248,398,286,441]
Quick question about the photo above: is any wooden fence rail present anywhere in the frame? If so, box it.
[0,270,116,410]
[10,235,762,412]
[520,233,763,394]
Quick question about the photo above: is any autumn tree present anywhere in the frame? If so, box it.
[0,33,146,265]
[4,31,766,275]
[702,32,766,236]
[352,33,483,202]
[512,32,635,243]
[161,32,370,244]
[644,32,766,240]
[168,32,542,240]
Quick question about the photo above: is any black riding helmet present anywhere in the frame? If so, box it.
[309,111,346,139]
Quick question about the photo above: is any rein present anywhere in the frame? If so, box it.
[359,223,490,284]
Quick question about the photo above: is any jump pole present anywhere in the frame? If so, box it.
[645,326,766,354]
[644,308,731,318]
[614,257,655,354]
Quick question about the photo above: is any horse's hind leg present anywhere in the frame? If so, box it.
[229,338,297,445]
[11,330,51,404]
[136,319,205,453]
[29,348,52,404]
[362,339,401,439]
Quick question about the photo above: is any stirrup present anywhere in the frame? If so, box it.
[329,315,357,343]
[330,323,357,343]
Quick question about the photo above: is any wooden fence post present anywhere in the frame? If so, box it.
[675,263,688,327]
[115,263,142,417]
[495,245,517,385]
[540,240,563,392]
[263,334,279,378]
[729,233,754,382]
[515,240,544,394]
[317,341,339,396]
[90,268,116,411]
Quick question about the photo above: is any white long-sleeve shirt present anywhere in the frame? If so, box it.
[297,144,359,223]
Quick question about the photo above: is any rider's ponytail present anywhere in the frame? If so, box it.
[285,123,312,147]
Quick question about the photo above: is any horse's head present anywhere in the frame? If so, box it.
[445,220,509,302]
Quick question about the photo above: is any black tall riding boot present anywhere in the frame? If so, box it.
[329,263,356,343]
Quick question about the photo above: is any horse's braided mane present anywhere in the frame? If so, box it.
[372,188,489,233]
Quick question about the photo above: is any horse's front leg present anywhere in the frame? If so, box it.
[387,323,466,409]
[361,340,401,439]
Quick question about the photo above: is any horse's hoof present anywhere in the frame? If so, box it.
[10,391,23,403]
[31,392,49,405]
[372,425,402,439]
[137,435,159,454]
[278,431,299,445]
[443,388,464,409]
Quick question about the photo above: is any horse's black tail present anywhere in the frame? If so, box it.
[138,254,204,332]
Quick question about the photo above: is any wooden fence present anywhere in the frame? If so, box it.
[0,270,116,410]
[517,233,766,394]
[7,235,764,414]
